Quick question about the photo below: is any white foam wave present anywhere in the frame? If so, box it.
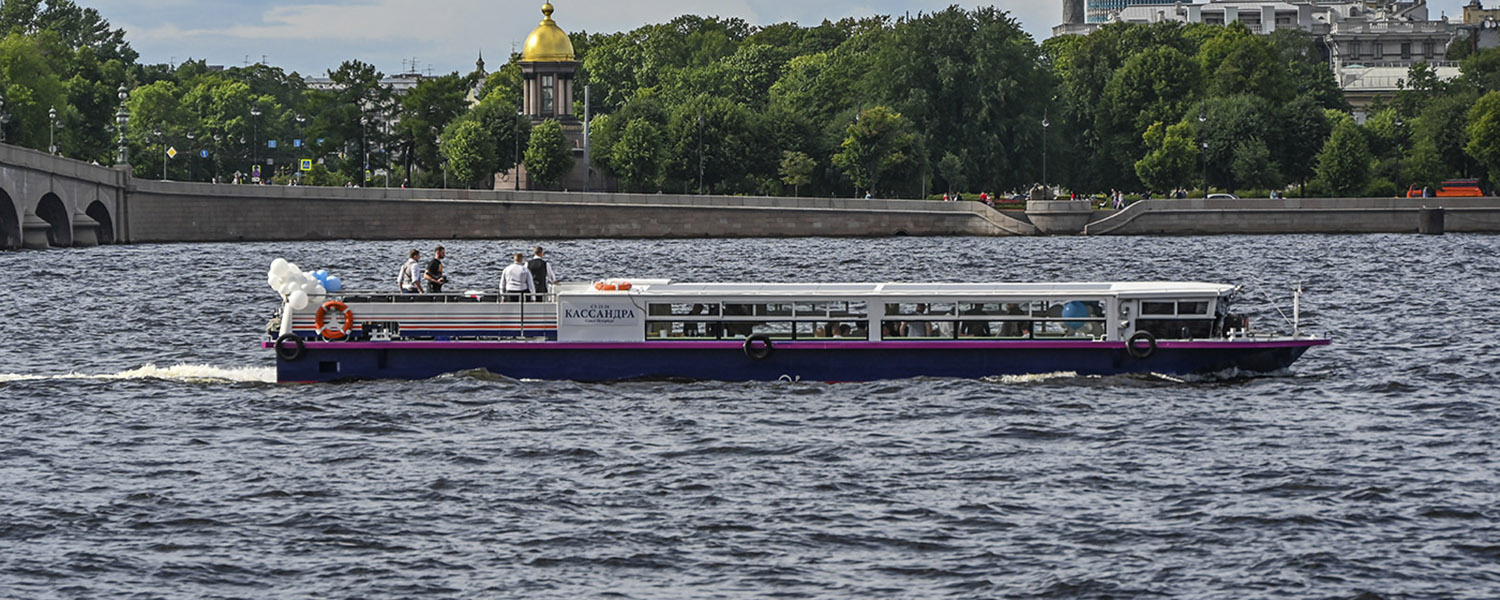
[0,363,276,384]
[984,371,1081,384]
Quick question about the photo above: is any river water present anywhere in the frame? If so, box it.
[1,235,1497,599]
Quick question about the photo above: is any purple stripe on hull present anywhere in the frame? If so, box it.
[268,339,1325,383]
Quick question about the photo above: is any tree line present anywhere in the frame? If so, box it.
[6,2,1500,196]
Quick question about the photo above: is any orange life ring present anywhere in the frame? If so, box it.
[593,279,633,291]
[314,300,354,340]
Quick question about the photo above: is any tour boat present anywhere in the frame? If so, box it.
[261,271,1329,383]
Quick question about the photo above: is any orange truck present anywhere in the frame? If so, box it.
[1407,179,1486,197]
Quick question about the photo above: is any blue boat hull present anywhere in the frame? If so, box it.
[269,340,1323,383]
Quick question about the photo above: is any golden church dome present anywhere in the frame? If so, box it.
[521,3,575,62]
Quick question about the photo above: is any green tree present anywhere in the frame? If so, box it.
[396,73,469,185]
[937,151,965,194]
[779,150,814,196]
[524,119,573,189]
[1134,121,1198,192]
[440,119,496,187]
[1231,138,1278,192]
[832,106,921,197]
[611,118,664,192]
[1465,90,1500,178]
[1313,118,1372,196]
[0,32,68,151]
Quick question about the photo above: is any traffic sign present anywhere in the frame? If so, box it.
[252,164,261,177]
[199,149,209,158]
[299,159,312,172]
[166,146,177,159]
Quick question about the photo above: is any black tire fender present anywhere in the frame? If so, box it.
[275,333,306,361]
[743,334,774,360]
[1126,330,1156,359]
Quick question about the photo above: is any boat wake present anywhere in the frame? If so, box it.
[982,371,1082,384]
[0,363,276,384]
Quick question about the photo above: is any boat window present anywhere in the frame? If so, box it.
[722,303,755,317]
[884,302,951,317]
[1141,301,1175,315]
[882,320,955,339]
[956,320,1033,339]
[719,321,796,340]
[1034,321,1105,338]
[648,302,719,317]
[957,302,1027,317]
[794,302,818,316]
[826,301,868,318]
[760,302,794,317]
[1179,301,1210,315]
[645,321,719,340]
[820,320,868,340]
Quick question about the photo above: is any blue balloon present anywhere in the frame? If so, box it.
[1062,301,1090,330]
[314,269,329,282]
[324,276,342,292]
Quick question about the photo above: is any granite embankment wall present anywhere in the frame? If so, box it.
[1085,197,1500,235]
[122,181,1038,242]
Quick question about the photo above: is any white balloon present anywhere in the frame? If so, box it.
[313,284,327,297]
[270,258,289,276]
[287,263,301,276]
[279,281,298,296]
[289,290,309,310]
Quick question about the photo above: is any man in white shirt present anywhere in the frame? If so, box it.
[396,249,423,293]
[500,252,535,302]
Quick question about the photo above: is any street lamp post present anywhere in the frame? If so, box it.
[48,105,58,154]
[213,133,222,182]
[697,113,704,194]
[116,86,129,165]
[437,135,447,189]
[1198,112,1207,196]
[514,107,523,191]
[1041,112,1050,196]
[1394,118,1404,197]
[0,93,9,144]
[185,131,196,181]
[250,105,261,175]
[155,128,165,180]
[1201,142,1209,196]
[295,113,306,183]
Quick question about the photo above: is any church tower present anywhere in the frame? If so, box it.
[504,3,597,191]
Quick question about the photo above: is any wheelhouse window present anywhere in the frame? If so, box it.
[1135,298,1216,339]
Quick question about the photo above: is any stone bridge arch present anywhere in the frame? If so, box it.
[84,200,114,245]
[0,187,18,250]
[28,192,71,248]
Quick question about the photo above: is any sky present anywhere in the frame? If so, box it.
[88,0,1478,78]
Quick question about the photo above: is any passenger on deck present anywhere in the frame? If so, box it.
[397,249,423,294]
[527,246,558,301]
[424,246,448,293]
[501,252,535,302]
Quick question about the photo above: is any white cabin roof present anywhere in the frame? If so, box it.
[558,281,1235,297]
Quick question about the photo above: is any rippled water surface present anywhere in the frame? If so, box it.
[2,235,1498,599]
